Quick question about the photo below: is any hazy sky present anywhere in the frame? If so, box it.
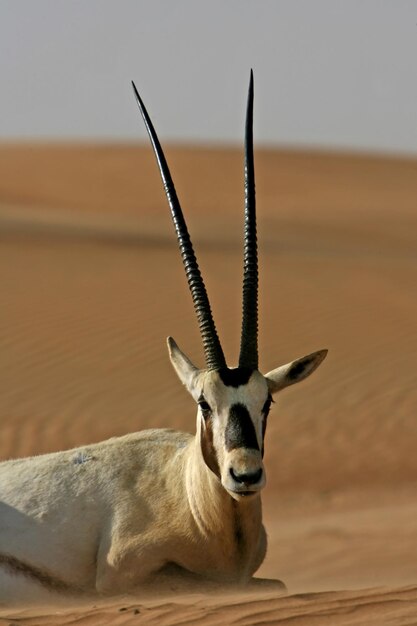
[1,1,417,154]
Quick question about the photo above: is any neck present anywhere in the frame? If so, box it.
[185,434,264,580]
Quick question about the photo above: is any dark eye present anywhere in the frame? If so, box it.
[262,394,273,417]
[198,399,212,419]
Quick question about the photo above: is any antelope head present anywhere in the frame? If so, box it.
[133,73,327,501]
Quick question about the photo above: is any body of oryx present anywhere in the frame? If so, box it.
[0,72,327,602]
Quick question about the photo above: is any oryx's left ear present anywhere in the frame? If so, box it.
[265,349,328,395]
[167,336,202,397]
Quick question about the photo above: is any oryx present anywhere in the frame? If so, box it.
[0,72,327,602]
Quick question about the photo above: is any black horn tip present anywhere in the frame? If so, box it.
[131,81,150,123]
[131,80,139,101]
[248,70,254,99]
[246,72,254,121]
[131,81,146,119]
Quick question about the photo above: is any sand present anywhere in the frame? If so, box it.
[0,144,416,623]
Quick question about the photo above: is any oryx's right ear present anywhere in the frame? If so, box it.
[265,349,328,395]
[167,337,201,397]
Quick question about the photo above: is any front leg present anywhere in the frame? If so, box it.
[143,564,287,596]
[248,577,287,593]
[131,563,286,596]
[95,535,167,595]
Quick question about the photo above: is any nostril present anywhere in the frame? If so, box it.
[230,467,241,482]
[230,467,263,485]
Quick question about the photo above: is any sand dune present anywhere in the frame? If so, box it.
[0,585,416,625]
[0,144,416,623]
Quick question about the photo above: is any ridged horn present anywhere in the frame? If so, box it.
[132,81,227,371]
[239,70,258,370]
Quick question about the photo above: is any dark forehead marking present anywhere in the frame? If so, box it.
[218,367,254,388]
[225,403,259,452]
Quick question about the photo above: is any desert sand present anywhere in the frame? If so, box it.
[0,144,416,623]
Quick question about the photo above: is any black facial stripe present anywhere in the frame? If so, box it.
[261,395,272,457]
[225,403,259,452]
[198,395,211,416]
[200,416,221,479]
[261,413,268,458]
[262,394,272,416]
[218,368,254,388]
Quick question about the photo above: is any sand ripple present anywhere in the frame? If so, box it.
[0,146,416,619]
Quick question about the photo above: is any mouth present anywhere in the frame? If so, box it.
[229,487,261,498]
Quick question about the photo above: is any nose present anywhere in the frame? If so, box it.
[230,467,263,485]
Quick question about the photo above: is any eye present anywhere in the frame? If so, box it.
[262,394,273,417]
[198,398,212,419]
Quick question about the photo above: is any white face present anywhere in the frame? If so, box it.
[194,369,271,500]
[168,336,327,500]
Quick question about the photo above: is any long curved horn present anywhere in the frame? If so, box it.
[239,70,258,370]
[132,81,227,371]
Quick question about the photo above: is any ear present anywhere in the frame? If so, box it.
[265,349,328,395]
[167,336,201,396]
